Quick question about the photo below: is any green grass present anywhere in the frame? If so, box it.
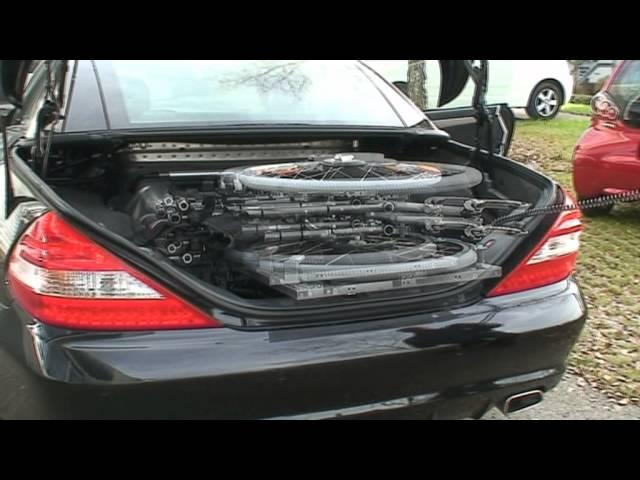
[510,117,590,188]
[560,103,592,116]
[512,118,640,404]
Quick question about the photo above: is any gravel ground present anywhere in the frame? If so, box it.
[483,373,640,420]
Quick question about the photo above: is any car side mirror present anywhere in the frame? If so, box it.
[624,97,640,126]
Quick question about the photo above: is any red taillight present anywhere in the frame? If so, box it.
[488,193,582,297]
[591,91,619,121]
[6,212,221,330]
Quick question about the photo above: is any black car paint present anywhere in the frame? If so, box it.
[0,278,585,419]
[0,60,587,419]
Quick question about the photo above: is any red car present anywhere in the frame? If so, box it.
[573,60,640,215]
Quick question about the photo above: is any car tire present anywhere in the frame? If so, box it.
[526,81,563,119]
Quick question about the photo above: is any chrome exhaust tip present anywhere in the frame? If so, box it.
[502,390,544,415]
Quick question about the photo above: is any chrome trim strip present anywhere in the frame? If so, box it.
[130,149,343,163]
[503,389,544,415]
[266,392,438,420]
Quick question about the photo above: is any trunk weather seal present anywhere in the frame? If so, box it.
[15,125,450,148]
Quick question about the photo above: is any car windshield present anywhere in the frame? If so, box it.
[93,60,426,129]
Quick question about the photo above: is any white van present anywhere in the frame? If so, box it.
[362,60,574,119]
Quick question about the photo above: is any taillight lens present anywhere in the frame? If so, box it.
[488,193,582,297]
[591,91,619,121]
[6,212,221,330]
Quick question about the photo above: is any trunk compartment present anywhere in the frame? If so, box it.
[17,136,556,325]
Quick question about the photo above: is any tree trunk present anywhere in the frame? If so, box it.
[407,60,427,110]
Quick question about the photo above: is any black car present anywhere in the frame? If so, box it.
[0,60,586,419]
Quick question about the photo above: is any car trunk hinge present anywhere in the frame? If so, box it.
[464,60,495,162]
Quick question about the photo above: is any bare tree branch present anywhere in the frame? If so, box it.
[219,61,310,99]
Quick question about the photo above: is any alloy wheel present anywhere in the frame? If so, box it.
[535,88,559,117]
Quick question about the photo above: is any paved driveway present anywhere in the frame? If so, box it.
[483,373,640,420]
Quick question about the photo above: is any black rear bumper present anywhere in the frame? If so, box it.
[0,278,586,419]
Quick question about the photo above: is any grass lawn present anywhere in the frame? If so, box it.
[560,103,592,116]
[511,118,640,405]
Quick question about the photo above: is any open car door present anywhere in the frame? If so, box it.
[430,60,514,156]
[367,60,516,157]
[427,103,515,157]
[432,60,514,156]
